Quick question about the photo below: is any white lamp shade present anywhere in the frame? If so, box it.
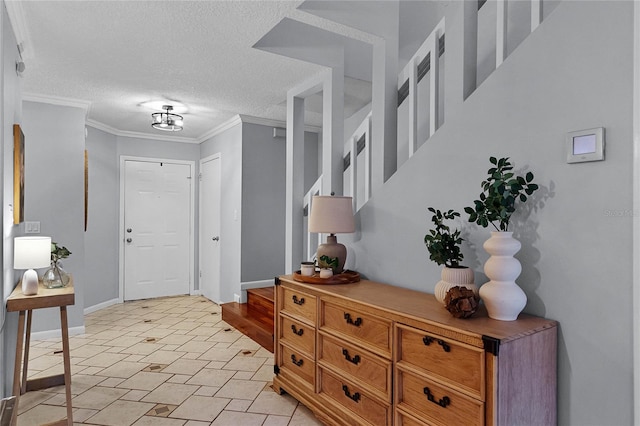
[308,196,355,234]
[14,236,51,270]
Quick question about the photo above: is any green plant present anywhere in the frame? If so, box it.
[464,157,539,231]
[51,242,71,263]
[424,208,464,268]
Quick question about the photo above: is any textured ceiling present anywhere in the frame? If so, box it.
[13,0,376,142]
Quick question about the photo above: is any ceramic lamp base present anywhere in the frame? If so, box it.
[21,269,39,295]
[317,235,346,274]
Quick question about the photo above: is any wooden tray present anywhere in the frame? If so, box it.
[293,270,360,285]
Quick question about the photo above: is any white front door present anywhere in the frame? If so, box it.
[199,154,221,303]
[123,159,192,301]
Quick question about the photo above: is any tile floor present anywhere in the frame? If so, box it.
[16,295,323,426]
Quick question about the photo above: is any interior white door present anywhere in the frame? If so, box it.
[199,155,221,303]
[124,160,191,301]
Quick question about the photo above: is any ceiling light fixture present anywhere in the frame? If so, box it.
[151,105,183,132]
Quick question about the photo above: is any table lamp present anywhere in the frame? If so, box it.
[308,195,355,274]
[14,236,51,295]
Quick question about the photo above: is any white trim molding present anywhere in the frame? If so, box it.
[633,1,640,423]
[84,298,120,315]
[23,92,91,114]
[30,326,85,341]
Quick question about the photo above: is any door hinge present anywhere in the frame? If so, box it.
[199,173,202,181]
[199,270,202,278]
[187,176,192,179]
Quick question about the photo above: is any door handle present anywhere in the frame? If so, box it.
[126,228,132,233]
[126,238,132,243]
[212,236,219,241]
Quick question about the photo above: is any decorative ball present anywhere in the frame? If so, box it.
[444,286,480,319]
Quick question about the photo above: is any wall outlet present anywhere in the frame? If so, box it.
[25,221,40,233]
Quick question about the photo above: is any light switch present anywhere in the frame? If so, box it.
[25,221,40,233]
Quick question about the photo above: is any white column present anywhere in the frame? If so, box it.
[429,34,440,138]
[408,56,418,157]
[531,0,542,32]
[322,65,345,196]
[496,0,507,68]
[285,95,305,274]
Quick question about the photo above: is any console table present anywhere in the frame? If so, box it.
[7,280,75,426]
[273,275,557,426]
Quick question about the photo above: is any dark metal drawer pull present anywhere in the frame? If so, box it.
[344,313,362,327]
[292,295,305,305]
[342,384,361,402]
[423,336,451,353]
[291,324,304,336]
[437,339,451,352]
[342,349,361,365]
[290,354,303,367]
[423,387,451,408]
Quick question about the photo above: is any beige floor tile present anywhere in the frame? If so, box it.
[225,398,252,412]
[69,343,109,358]
[186,369,235,387]
[223,356,267,372]
[205,361,227,369]
[176,340,216,353]
[26,354,63,371]
[132,416,188,426]
[17,391,57,414]
[84,399,156,426]
[198,347,239,362]
[211,410,266,425]
[289,404,324,425]
[232,371,254,380]
[95,360,150,378]
[162,358,208,376]
[252,364,274,382]
[78,352,129,368]
[122,389,150,401]
[167,374,191,384]
[169,395,230,422]
[248,390,298,416]
[91,330,129,340]
[72,386,129,410]
[100,377,126,387]
[215,379,267,400]
[263,414,292,426]
[120,342,163,355]
[78,365,104,375]
[73,407,100,422]
[141,382,199,405]
[184,421,211,426]
[17,403,68,425]
[140,349,186,364]
[117,371,172,391]
[156,334,194,345]
[105,336,146,347]
[193,386,220,397]
[207,331,243,344]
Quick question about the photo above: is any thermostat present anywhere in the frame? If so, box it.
[566,127,605,163]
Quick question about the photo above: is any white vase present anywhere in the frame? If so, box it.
[434,267,476,305]
[480,231,526,321]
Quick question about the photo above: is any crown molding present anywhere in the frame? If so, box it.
[86,119,199,144]
[239,114,322,134]
[196,114,243,143]
[5,0,31,60]
[23,93,91,114]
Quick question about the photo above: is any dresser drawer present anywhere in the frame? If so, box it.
[277,344,315,390]
[397,324,484,398]
[320,367,391,426]
[281,286,316,324]
[397,368,484,426]
[279,315,315,357]
[321,301,392,357]
[319,333,392,401]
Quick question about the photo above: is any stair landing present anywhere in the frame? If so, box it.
[221,287,274,353]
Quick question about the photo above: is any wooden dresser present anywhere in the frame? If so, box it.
[273,275,557,426]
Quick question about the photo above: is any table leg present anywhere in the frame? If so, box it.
[11,310,25,426]
[59,306,73,425]
[21,309,33,394]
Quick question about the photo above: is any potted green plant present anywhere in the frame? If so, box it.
[464,157,539,321]
[43,242,71,289]
[424,208,476,305]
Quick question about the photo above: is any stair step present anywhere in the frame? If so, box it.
[221,301,274,353]
[247,287,274,328]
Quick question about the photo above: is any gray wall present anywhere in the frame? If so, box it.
[344,1,633,424]
[200,123,242,302]
[240,122,286,282]
[21,101,87,332]
[84,127,118,307]
[1,2,22,396]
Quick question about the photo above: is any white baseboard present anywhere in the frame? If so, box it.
[191,290,202,296]
[31,325,85,341]
[240,279,274,291]
[84,298,120,315]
